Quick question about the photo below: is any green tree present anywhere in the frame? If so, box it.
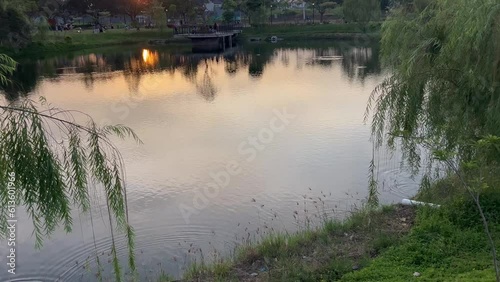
[163,0,205,24]
[149,0,167,30]
[167,3,177,14]
[367,0,500,278]
[0,4,32,49]
[39,0,67,18]
[65,0,115,25]
[369,0,500,168]
[318,1,336,23]
[0,54,140,281]
[115,0,153,28]
[33,15,50,42]
[343,0,380,30]
[222,0,237,23]
[304,0,337,23]
[1,0,37,14]
[223,9,236,24]
[246,0,271,26]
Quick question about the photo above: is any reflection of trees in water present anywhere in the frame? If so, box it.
[1,43,382,101]
[123,71,142,94]
[216,44,380,82]
[83,73,95,91]
[196,60,218,102]
[181,58,200,82]
[299,44,381,82]
[306,48,342,68]
[0,61,39,101]
[224,52,252,76]
[340,45,381,82]
[224,54,239,76]
[246,45,275,78]
[224,56,238,75]
[279,50,290,67]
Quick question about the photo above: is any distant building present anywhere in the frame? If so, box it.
[206,0,243,22]
[136,15,152,25]
[289,1,306,9]
[205,0,223,12]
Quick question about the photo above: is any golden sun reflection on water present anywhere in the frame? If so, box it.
[142,49,159,66]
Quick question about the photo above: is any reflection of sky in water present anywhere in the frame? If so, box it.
[0,44,418,281]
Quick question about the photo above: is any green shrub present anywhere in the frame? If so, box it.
[444,188,500,229]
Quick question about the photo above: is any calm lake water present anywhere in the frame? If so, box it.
[0,42,419,281]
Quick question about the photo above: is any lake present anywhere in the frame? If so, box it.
[0,42,419,281]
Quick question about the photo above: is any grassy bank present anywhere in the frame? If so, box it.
[171,177,500,281]
[1,24,380,59]
[242,23,381,41]
[343,179,500,281]
[2,29,184,58]
[175,205,416,281]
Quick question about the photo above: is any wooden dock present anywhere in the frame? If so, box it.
[173,25,242,52]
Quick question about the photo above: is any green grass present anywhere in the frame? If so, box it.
[183,204,416,281]
[156,271,175,282]
[42,29,174,46]
[2,29,183,58]
[242,23,381,40]
[184,259,235,281]
[179,177,500,281]
[341,179,500,282]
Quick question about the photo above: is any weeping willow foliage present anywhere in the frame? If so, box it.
[0,54,16,86]
[367,0,500,170]
[367,0,500,277]
[0,55,141,281]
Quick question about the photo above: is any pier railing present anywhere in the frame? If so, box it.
[173,24,243,35]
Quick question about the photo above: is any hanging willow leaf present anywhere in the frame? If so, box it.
[0,97,141,279]
[368,0,500,170]
[0,52,141,279]
[367,1,500,278]
[0,54,16,87]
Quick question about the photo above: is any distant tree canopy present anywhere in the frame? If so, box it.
[0,3,32,49]
[149,0,167,29]
[245,0,271,26]
[303,0,337,23]
[1,0,395,34]
[1,0,37,14]
[222,0,237,23]
[318,1,337,22]
[161,0,205,23]
[343,0,380,29]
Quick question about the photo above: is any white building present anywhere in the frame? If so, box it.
[205,0,223,12]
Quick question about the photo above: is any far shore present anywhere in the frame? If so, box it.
[2,24,381,59]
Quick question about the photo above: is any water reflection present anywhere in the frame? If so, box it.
[2,42,381,102]
[1,61,38,100]
[0,42,420,282]
[196,60,218,101]
[142,49,158,66]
